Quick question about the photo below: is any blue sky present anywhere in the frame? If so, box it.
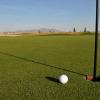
[0,0,99,32]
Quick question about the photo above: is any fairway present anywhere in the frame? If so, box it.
[0,35,100,100]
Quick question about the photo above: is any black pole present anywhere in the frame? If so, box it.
[93,0,99,81]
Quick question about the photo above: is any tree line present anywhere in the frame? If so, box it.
[73,27,87,32]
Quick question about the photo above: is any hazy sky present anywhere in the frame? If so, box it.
[0,0,99,32]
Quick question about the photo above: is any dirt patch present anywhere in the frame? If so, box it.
[0,34,22,36]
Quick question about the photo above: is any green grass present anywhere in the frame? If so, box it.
[0,35,100,100]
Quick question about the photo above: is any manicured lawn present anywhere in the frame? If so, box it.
[0,35,100,100]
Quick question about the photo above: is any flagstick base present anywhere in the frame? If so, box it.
[84,75,93,81]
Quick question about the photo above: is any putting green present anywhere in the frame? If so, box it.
[0,35,100,100]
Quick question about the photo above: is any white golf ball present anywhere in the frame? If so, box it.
[59,74,68,84]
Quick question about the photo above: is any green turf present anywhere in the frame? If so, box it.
[0,35,100,100]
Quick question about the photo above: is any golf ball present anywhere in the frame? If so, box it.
[59,74,68,84]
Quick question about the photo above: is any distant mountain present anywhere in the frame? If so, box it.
[15,28,61,32]
[38,28,61,32]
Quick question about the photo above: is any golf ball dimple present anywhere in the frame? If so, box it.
[59,74,68,84]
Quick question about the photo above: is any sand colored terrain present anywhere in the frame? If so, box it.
[0,32,83,36]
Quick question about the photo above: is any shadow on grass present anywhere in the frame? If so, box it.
[0,51,86,76]
[92,77,100,82]
[46,77,59,83]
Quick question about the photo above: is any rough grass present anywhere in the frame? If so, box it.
[0,35,100,100]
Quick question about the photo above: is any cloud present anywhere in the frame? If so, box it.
[0,4,29,11]
[0,4,31,18]
[0,14,19,17]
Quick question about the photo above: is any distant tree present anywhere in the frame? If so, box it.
[84,27,87,32]
[38,30,41,33]
[73,27,76,32]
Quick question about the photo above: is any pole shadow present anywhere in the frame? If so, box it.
[0,51,86,77]
[46,76,59,83]
[92,76,100,82]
